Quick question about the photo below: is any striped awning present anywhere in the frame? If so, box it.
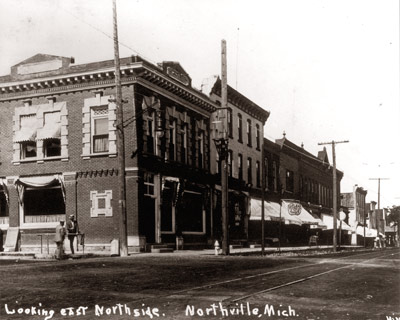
[250,199,302,225]
[14,125,37,142]
[14,115,37,142]
[37,123,61,140]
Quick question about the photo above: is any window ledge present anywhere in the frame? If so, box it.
[13,156,69,165]
[182,231,206,235]
[82,152,117,159]
[13,158,37,165]
[20,222,59,229]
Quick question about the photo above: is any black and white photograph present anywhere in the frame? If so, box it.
[0,0,399,319]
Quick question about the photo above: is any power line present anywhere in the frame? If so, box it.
[369,178,390,211]
[55,2,159,66]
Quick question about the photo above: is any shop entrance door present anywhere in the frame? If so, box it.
[141,196,156,243]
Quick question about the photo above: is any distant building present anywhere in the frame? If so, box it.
[341,186,376,245]
[249,134,344,246]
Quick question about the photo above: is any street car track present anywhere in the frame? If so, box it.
[132,248,399,304]
[226,249,399,304]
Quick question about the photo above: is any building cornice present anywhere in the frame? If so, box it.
[0,62,217,114]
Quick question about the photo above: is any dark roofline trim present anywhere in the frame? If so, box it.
[210,78,270,123]
[274,137,344,177]
[0,62,218,113]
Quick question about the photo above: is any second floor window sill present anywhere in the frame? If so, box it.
[82,152,117,159]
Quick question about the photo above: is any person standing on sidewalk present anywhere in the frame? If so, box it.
[66,215,77,255]
[55,220,66,260]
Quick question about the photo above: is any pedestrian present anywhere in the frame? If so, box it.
[66,215,77,255]
[55,220,66,260]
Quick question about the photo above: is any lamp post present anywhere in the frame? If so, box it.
[212,39,230,255]
[213,133,229,255]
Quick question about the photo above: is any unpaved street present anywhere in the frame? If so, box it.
[0,248,399,320]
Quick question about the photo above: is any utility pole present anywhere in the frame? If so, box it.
[318,140,349,252]
[221,39,229,255]
[369,178,389,211]
[261,141,265,256]
[113,0,128,256]
[369,177,389,237]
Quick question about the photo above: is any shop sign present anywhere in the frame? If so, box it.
[287,202,302,216]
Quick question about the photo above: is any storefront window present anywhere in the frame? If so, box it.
[24,187,65,223]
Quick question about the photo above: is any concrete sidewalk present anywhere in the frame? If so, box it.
[0,244,366,260]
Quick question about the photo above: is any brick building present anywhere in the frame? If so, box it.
[0,54,218,252]
[201,77,270,243]
[249,134,344,246]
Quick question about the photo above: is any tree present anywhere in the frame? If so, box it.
[388,206,400,246]
[388,206,400,226]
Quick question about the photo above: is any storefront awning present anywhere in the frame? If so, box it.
[281,200,321,225]
[37,123,61,140]
[250,199,282,222]
[356,226,378,238]
[14,175,65,203]
[308,212,327,229]
[322,214,352,231]
[250,199,302,225]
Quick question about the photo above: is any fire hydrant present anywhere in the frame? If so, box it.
[214,240,220,256]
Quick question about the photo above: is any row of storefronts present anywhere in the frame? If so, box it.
[1,53,389,254]
[0,53,271,253]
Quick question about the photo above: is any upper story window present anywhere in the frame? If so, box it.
[286,169,294,193]
[144,173,155,196]
[168,118,176,161]
[82,94,117,158]
[272,160,277,192]
[247,119,252,147]
[21,141,37,159]
[227,108,233,138]
[91,106,109,153]
[14,100,69,164]
[144,112,156,154]
[256,160,261,188]
[180,121,187,164]
[197,130,204,169]
[228,150,233,177]
[41,112,61,158]
[238,153,243,180]
[247,157,252,185]
[256,124,261,150]
[17,115,37,159]
[238,113,243,143]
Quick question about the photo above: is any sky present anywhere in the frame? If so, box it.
[0,0,399,208]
